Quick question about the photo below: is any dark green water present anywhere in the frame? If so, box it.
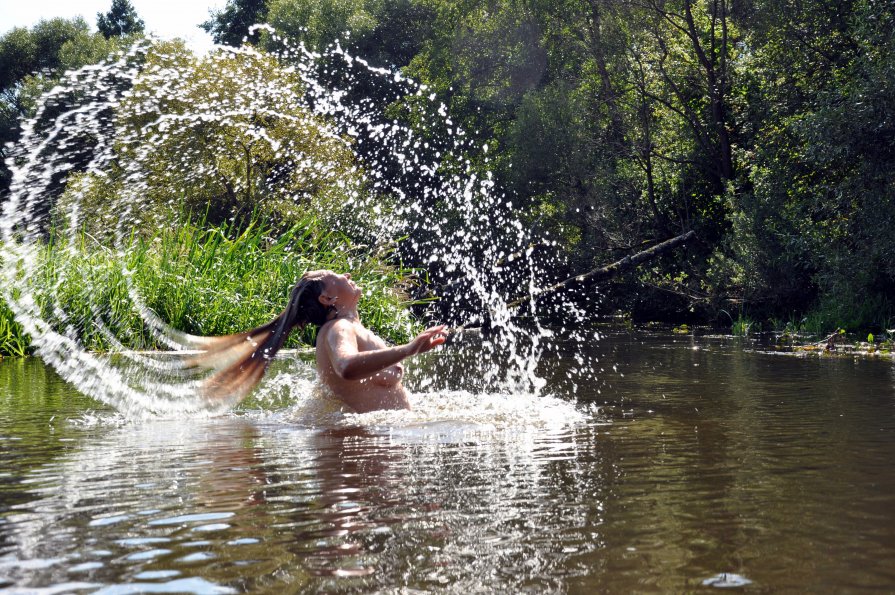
[1,331,894,593]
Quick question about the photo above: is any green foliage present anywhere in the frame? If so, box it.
[266,0,377,51]
[0,18,123,192]
[64,42,364,234]
[731,315,757,337]
[6,0,895,330]
[96,0,145,39]
[810,293,895,336]
[121,214,418,347]
[202,0,268,46]
[0,301,30,357]
[0,18,92,89]
[0,215,418,356]
[713,0,895,327]
[259,0,435,68]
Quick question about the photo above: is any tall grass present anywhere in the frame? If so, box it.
[0,213,420,356]
[766,297,895,340]
[720,309,759,336]
[731,314,758,336]
[0,301,29,357]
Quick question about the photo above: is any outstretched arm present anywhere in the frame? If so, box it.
[325,322,447,382]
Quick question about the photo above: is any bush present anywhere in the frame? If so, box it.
[58,40,367,239]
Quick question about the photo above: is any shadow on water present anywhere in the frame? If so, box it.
[1,331,895,592]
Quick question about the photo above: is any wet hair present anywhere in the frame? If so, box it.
[190,275,335,404]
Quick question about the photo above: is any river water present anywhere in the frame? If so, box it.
[1,330,893,593]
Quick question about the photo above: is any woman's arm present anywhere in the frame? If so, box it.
[325,322,446,381]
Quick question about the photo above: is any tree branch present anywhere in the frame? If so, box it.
[508,230,697,309]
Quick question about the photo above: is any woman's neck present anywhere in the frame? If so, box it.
[332,306,360,322]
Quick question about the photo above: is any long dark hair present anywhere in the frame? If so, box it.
[190,275,334,404]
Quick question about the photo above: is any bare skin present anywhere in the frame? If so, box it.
[308,270,447,413]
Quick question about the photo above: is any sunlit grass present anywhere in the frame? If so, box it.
[0,301,29,357]
[0,214,421,356]
[731,314,758,337]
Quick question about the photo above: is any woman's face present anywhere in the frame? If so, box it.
[308,270,361,306]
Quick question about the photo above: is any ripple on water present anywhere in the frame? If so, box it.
[1,582,102,594]
[226,538,260,546]
[124,549,171,561]
[147,512,235,526]
[68,561,104,572]
[132,570,181,580]
[116,537,171,547]
[91,577,235,594]
[89,514,131,527]
[178,552,216,563]
[3,333,895,592]
[0,556,63,571]
[191,523,230,532]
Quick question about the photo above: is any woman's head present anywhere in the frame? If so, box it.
[304,270,361,314]
[196,269,358,405]
[287,275,331,328]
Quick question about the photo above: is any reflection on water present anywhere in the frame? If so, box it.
[1,331,895,592]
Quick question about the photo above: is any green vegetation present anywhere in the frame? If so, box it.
[0,4,419,358]
[96,0,144,39]
[211,0,892,337]
[0,214,418,356]
[0,301,29,357]
[2,0,894,347]
[0,7,139,190]
[62,40,365,234]
[730,316,758,337]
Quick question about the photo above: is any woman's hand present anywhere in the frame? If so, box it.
[404,325,448,356]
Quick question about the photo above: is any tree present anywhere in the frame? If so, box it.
[65,42,364,236]
[714,0,895,327]
[201,0,268,46]
[0,18,118,195]
[97,0,145,39]
[0,18,93,90]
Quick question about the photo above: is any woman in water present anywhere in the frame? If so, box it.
[194,270,447,412]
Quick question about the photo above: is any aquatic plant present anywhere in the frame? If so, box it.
[731,315,758,337]
[0,214,417,357]
[0,300,29,357]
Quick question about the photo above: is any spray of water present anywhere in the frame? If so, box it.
[0,30,596,418]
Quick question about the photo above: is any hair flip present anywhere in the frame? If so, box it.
[187,276,333,404]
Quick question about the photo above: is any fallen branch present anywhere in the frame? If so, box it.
[508,230,696,309]
[815,330,846,351]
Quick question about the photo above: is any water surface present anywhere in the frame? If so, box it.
[1,330,894,593]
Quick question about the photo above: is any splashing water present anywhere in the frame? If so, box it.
[0,30,595,418]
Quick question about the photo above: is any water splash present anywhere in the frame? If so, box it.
[0,30,595,416]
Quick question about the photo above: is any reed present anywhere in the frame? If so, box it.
[0,301,29,357]
[0,214,420,356]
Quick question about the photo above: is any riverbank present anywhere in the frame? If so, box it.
[661,322,895,361]
[0,217,420,357]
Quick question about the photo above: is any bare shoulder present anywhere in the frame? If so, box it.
[319,318,359,350]
[325,318,357,335]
